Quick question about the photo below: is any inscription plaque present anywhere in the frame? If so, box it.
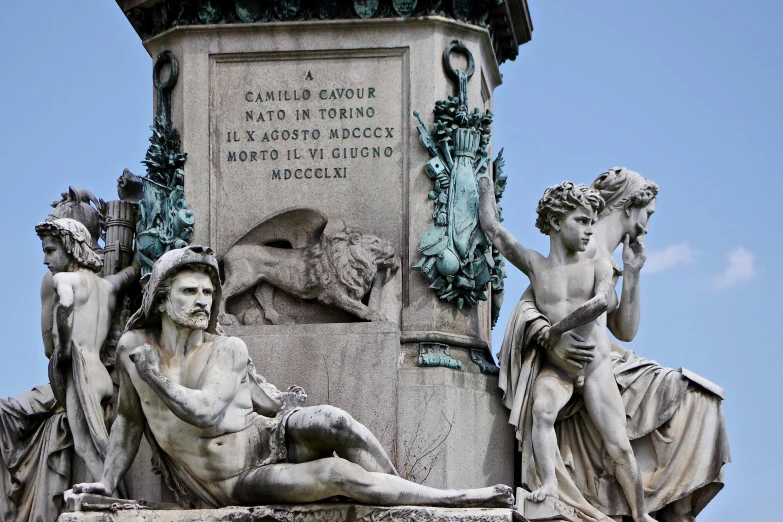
[210,49,408,255]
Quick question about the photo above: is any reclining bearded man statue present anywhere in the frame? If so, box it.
[73,246,513,509]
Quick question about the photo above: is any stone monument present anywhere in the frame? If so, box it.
[4,1,534,520]
[109,0,533,497]
[0,2,732,522]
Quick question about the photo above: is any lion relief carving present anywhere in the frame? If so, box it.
[219,228,400,325]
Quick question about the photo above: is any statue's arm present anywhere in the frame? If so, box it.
[525,285,598,367]
[607,234,645,342]
[105,260,140,294]
[251,383,284,416]
[51,273,76,359]
[99,356,144,492]
[478,177,540,278]
[133,338,247,429]
[41,272,55,359]
[74,343,144,496]
[608,270,640,342]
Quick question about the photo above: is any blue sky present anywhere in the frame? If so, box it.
[0,2,780,520]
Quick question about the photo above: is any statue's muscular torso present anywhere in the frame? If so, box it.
[118,330,262,483]
[530,257,615,380]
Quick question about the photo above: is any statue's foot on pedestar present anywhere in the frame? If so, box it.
[527,482,558,502]
[455,484,514,508]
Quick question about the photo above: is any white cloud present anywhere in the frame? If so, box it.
[645,242,694,274]
[713,246,756,290]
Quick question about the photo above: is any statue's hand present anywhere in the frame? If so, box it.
[622,234,646,273]
[129,344,161,379]
[281,385,307,408]
[546,331,595,369]
[72,482,112,496]
[537,326,563,351]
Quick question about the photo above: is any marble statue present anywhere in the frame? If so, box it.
[1,187,140,522]
[220,227,400,325]
[72,246,513,509]
[36,218,139,484]
[0,385,71,522]
[479,168,729,522]
[478,178,654,522]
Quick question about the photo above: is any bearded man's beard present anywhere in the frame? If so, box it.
[167,307,210,330]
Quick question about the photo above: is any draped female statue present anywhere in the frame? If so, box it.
[480,167,729,522]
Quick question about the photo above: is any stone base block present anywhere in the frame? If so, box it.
[514,488,579,522]
[59,503,527,522]
[396,345,515,490]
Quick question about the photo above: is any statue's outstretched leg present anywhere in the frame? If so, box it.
[233,457,513,507]
[286,406,397,475]
[529,364,573,502]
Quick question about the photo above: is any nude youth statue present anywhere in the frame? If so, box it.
[478,179,656,522]
[36,218,138,482]
[72,246,513,508]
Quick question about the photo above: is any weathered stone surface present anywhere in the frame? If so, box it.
[232,321,401,455]
[124,438,176,505]
[396,354,514,489]
[59,503,525,522]
[220,225,400,325]
[209,47,405,263]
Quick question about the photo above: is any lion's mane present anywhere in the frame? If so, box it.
[304,229,381,301]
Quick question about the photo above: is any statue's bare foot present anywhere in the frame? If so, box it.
[486,484,515,507]
[639,515,658,522]
[453,484,514,508]
[528,482,558,502]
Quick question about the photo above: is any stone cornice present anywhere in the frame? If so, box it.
[115,0,532,63]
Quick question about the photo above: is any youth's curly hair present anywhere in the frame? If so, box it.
[535,182,605,236]
[35,218,103,272]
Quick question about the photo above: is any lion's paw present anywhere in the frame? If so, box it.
[218,312,238,326]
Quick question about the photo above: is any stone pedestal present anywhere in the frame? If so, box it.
[114,0,530,494]
[59,503,526,522]
[142,17,503,340]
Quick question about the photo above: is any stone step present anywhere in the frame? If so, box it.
[59,498,529,522]
[514,488,580,522]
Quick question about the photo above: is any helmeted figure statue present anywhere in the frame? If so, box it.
[35,218,138,485]
[73,246,514,509]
